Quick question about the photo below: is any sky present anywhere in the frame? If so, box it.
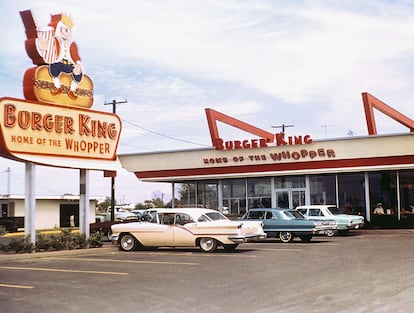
[1,0,414,205]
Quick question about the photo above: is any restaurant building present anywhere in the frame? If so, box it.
[0,195,98,230]
[119,93,414,227]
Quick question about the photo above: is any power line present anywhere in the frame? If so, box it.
[122,119,210,147]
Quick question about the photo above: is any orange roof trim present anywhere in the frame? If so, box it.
[205,108,274,148]
[362,92,414,135]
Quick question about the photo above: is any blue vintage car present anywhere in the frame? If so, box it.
[241,208,337,243]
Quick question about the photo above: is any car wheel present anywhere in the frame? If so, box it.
[106,229,113,241]
[119,234,138,251]
[279,231,294,243]
[223,244,239,252]
[300,235,312,242]
[199,237,217,253]
[326,229,335,237]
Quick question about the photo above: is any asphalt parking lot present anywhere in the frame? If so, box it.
[1,229,414,313]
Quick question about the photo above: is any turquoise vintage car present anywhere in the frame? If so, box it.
[296,205,364,233]
[241,208,337,243]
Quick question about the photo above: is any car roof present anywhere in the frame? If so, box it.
[155,208,220,215]
[248,208,288,211]
[296,205,337,209]
[154,208,227,220]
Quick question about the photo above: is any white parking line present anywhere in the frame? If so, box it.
[43,257,200,266]
[242,248,303,251]
[109,250,259,258]
[0,283,34,289]
[0,266,128,275]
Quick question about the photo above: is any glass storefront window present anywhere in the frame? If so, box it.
[247,178,271,197]
[177,182,196,207]
[369,171,397,216]
[197,181,218,210]
[398,170,414,215]
[337,173,365,216]
[309,174,336,205]
[275,176,305,189]
[222,179,245,198]
[247,178,271,209]
[222,179,246,215]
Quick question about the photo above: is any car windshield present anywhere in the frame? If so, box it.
[327,207,344,215]
[204,212,228,221]
[284,210,305,219]
[245,211,265,219]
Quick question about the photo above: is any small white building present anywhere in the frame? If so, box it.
[0,194,98,230]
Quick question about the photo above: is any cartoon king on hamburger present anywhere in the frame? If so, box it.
[37,13,83,100]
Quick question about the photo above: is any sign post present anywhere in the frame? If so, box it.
[24,162,36,243]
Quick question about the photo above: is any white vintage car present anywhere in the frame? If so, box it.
[296,205,364,233]
[111,208,266,252]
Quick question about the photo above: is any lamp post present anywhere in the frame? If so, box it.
[104,99,127,221]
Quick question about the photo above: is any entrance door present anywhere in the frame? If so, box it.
[1,203,8,217]
[275,188,306,209]
[60,204,79,227]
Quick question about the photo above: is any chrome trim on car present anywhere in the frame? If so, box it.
[228,233,267,242]
[110,234,119,245]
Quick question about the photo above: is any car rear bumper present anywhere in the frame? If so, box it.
[312,228,336,235]
[348,223,364,229]
[228,233,267,243]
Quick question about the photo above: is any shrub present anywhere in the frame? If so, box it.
[0,230,103,253]
[1,237,34,253]
[88,231,103,248]
[35,234,52,252]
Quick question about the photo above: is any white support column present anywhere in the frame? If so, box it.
[271,177,276,208]
[218,180,223,210]
[79,169,90,239]
[171,183,175,208]
[305,175,311,205]
[195,181,198,207]
[25,162,36,244]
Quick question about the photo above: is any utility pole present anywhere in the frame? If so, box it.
[321,124,334,138]
[271,124,294,133]
[104,99,127,221]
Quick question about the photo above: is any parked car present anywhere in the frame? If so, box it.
[0,217,24,233]
[296,205,364,233]
[90,217,140,241]
[140,208,159,222]
[111,208,266,252]
[130,209,146,219]
[96,207,137,222]
[241,208,337,243]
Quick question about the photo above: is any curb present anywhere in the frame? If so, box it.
[2,229,81,238]
[0,245,114,261]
